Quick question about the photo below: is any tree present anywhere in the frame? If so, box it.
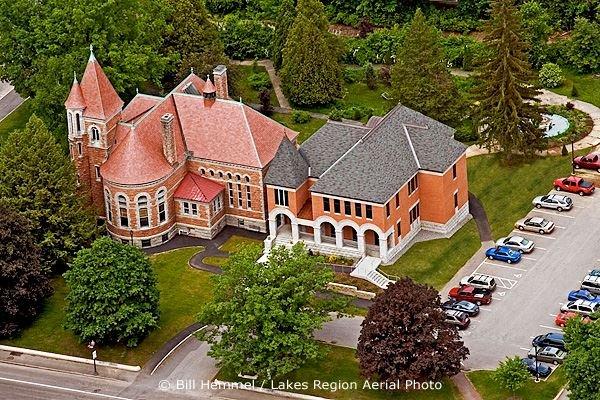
[357,277,468,386]
[390,9,462,126]
[63,237,160,347]
[0,116,97,273]
[364,63,377,90]
[519,1,552,67]
[259,89,273,115]
[198,243,345,379]
[271,0,296,70]
[493,356,530,394]
[567,18,600,73]
[0,204,52,338]
[0,0,170,129]
[563,317,600,400]
[280,0,343,106]
[472,0,544,161]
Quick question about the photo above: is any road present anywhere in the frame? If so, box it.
[0,82,24,121]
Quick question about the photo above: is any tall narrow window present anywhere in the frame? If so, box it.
[452,164,457,179]
[397,221,401,238]
[157,190,167,223]
[333,199,341,214]
[104,190,113,223]
[118,195,129,227]
[395,193,400,208]
[68,113,73,136]
[213,195,223,214]
[365,204,373,219]
[77,142,82,156]
[91,126,100,142]
[237,183,243,208]
[323,197,330,212]
[408,175,419,194]
[76,114,82,134]
[355,203,362,217]
[246,186,251,209]
[344,201,352,215]
[454,191,459,209]
[228,182,234,207]
[386,203,390,218]
[137,195,150,228]
[94,165,101,181]
[410,203,420,224]
[274,189,289,206]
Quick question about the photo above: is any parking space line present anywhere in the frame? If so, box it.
[539,325,563,332]
[482,261,527,272]
[479,308,492,312]
[491,296,504,301]
[522,256,537,261]
[519,347,530,351]
[511,230,556,239]
[555,226,567,229]
[536,247,547,251]
[531,209,575,219]
[574,205,585,209]
[488,276,518,289]
[549,314,557,317]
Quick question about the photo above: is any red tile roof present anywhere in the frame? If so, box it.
[80,55,124,119]
[202,78,216,94]
[174,172,224,202]
[121,94,160,123]
[64,77,86,109]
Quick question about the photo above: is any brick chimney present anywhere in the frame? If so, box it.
[160,113,176,165]
[213,65,229,99]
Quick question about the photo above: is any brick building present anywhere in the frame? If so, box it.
[264,105,470,263]
[65,51,296,247]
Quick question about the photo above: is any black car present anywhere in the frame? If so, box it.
[532,333,566,352]
[521,358,552,378]
[442,299,480,316]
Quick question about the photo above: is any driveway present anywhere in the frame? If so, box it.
[448,187,600,370]
[0,82,25,121]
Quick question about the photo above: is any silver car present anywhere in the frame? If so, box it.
[496,236,535,253]
[560,299,600,316]
[527,346,566,365]
[515,217,555,234]
[532,194,573,212]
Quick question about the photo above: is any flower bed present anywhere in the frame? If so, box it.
[544,104,593,148]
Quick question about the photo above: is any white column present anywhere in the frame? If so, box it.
[335,228,343,248]
[291,222,299,243]
[379,233,388,259]
[269,218,277,239]
[314,225,321,244]
[357,233,366,255]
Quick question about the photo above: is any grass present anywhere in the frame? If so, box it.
[0,99,32,143]
[272,112,327,144]
[379,220,481,290]
[467,368,566,400]
[219,234,263,253]
[549,68,600,108]
[233,65,279,107]
[203,255,229,267]
[217,344,462,400]
[1,246,213,366]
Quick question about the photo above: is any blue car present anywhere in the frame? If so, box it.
[521,358,552,378]
[568,289,600,303]
[486,246,522,264]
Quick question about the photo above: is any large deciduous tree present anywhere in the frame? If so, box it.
[0,116,97,274]
[199,243,344,379]
[472,0,543,161]
[63,237,160,347]
[271,0,296,70]
[567,18,600,74]
[357,277,468,386]
[563,317,600,400]
[391,9,462,126]
[280,0,342,106]
[0,205,53,338]
[0,0,170,129]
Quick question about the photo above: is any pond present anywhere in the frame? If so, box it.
[541,113,570,138]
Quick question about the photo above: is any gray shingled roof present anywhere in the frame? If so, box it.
[309,105,466,204]
[264,137,309,189]
[299,122,369,178]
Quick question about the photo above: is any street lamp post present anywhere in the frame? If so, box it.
[87,340,98,375]
[129,229,134,245]
[571,139,576,175]
[534,346,540,383]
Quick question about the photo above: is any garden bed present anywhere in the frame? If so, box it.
[543,104,594,148]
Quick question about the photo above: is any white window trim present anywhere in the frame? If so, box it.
[116,193,130,228]
[156,187,168,225]
[104,189,113,223]
[94,165,101,181]
[90,125,101,146]
[135,193,152,229]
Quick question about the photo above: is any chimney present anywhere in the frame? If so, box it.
[213,65,229,99]
[160,113,176,165]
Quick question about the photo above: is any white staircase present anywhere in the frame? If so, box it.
[351,256,394,289]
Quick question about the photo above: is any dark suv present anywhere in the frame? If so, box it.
[532,332,566,352]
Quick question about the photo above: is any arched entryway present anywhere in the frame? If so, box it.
[275,213,292,237]
[364,228,381,257]
[341,225,359,249]
[320,221,337,245]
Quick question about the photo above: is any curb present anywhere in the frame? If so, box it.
[213,379,328,400]
[553,387,566,400]
[0,345,140,372]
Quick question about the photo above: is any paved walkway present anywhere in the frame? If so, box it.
[451,372,483,400]
[0,82,25,122]
[468,192,492,242]
[230,59,290,109]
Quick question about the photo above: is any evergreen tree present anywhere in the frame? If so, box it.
[280,0,342,106]
[472,0,543,160]
[0,204,52,338]
[271,0,296,71]
[390,9,462,126]
[0,116,98,273]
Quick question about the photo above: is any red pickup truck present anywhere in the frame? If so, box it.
[574,153,600,173]
[553,176,595,196]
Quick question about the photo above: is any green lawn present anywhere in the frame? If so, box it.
[219,234,263,253]
[0,99,33,143]
[272,112,327,144]
[1,246,213,366]
[217,344,461,400]
[468,368,566,400]
[379,220,481,290]
[550,68,600,108]
[202,255,229,267]
[233,65,279,107]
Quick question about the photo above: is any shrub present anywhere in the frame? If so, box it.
[454,123,479,142]
[247,72,272,91]
[259,89,273,115]
[364,63,376,90]
[441,35,490,71]
[538,63,564,88]
[571,85,579,97]
[343,67,364,84]
[329,108,343,121]
[341,105,373,121]
[379,65,391,87]
[566,101,575,110]
[291,110,311,124]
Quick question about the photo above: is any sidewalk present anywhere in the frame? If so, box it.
[229,59,290,109]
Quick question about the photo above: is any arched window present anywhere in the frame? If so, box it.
[227,173,232,180]
[68,113,73,136]
[200,168,206,175]
[76,113,82,134]
[209,170,215,177]
[244,176,250,183]
[157,189,167,224]
[235,174,241,181]
[137,195,150,228]
[218,171,223,178]
[104,190,113,223]
[91,126,100,142]
[118,195,129,227]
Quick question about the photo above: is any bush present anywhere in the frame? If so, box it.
[379,65,391,87]
[259,89,273,115]
[442,35,490,71]
[329,108,343,121]
[364,63,376,90]
[538,63,564,88]
[221,15,273,59]
[454,121,479,142]
[247,72,272,91]
[343,67,364,84]
[291,110,311,124]
[571,85,579,97]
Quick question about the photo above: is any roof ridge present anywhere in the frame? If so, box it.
[240,104,264,168]
[402,124,421,169]
[359,104,402,143]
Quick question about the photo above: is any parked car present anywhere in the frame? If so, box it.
[527,346,566,365]
[553,176,595,196]
[568,289,600,303]
[515,217,555,234]
[485,246,522,264]
[496,235,535,253]
[442,299,480,317]
[521,358,553,378]
[555,311,593,327]
[448,285,493,305]
[460,274,497,291]
[590,269,600,277]
[532,333,566,352]
[580,274,600,295]
[532,194,573,211]
[560,299,600,316]
[444,309,471,330]
[573,152,600,173]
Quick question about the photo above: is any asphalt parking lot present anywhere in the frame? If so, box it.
[449,188,600,370]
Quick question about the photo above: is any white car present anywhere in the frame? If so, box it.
[460,274,497,291]
[532,194,573,212]
[496,236,535,253]
[560,299,600,317]
[515,217,555,234]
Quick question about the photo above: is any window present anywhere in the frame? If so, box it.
[344,201,351,215]
[77,142,83,156]
[76,113,81,134]
[408,175,419,194]
[200,168,205,175]
[323,197,330,212]
[365,204,372,219]
[76,173,80,186]
[244,176,250,183]
[137,195,150,228]
[386,203,390,218]
[396,221,401,238]
[355,203,362,217]
[246,186,251,209]
[236,174,241,181]
[213,195,223,214]
[227,173,232,180]
[237,183,243,208]
[228,182,234,207]
[91,126,100,142]
[121,239,129,245]
[118,195,129,227]
[162,233,169,243]
[395,193,400,208]
[409,203,420,224]
[274,189,289,206]
[69,144,75,160]
[218,172,223,178]
[333,199,341,214]
[94,165,101,181]
[141,239,151,248]
[104,190,113,223]
[182,201,198,216]
[68,113,73,135]
[452,164,457,179]
[157,190,167,223]
[454,191,459,209]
